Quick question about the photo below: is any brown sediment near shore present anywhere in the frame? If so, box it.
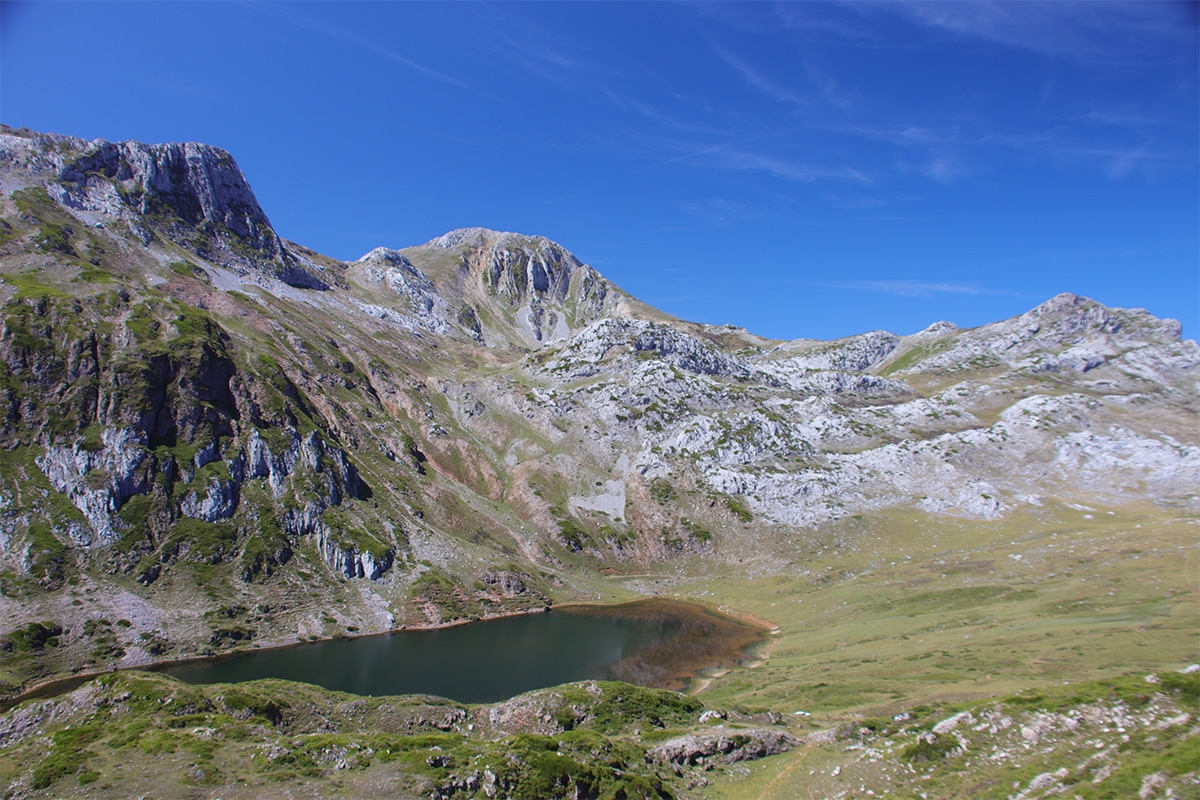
[717,604,779,632]
[559,596,772,693]
[0,670,109,713]
[0,596,768,711]
[560,596,774,630]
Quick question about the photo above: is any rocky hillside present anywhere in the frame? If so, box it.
[0,125,1197,680]
[0,126,1195,796]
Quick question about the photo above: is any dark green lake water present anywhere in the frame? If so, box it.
[159,599,765,703]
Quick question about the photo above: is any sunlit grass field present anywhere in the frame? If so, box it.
[681,502,1197,715]
[648,501,1198,799]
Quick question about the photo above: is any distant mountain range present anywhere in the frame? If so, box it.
[0,125,1196,797]
[0,122,1196,665]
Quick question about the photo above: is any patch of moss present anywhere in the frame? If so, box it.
[556,681,704,734]
[30,724,101,789]
[878,585,1037,615]
[219,690,285,725]
[25,522,68,585]
[115,494,160,552]
[124,302,160,344]
[6,620,63,652]
[556,516,593,552]
[723,494,754,523]
[2,271,71,300]
[681,517,711,543]
[165,518,237,563]
[902,733,959,763]
[411,568,477,620]
[879,339,953,376]
[168,260,209,283]
[79,423,105,452]
[12,186,57,217]
[240,505,292,582]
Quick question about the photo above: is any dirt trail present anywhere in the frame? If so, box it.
[755,742,815,800]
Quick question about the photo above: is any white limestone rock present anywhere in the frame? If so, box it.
[36,428,150,547]
[179,478,239,522]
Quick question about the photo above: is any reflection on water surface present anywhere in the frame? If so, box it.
[160,598,766,703]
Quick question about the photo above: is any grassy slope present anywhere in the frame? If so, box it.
[708,672,1198,800]
[681,502,1197,713]
[0,672,724,799]
[656,501,1199,798]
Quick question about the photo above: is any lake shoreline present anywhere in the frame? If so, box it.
[0,602,553,712]
[1,596,770,711]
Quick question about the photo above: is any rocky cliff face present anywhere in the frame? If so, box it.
[0,128,330,288]
[404,228,630,346]
[57,139,279,255]
[0,127,1195,692]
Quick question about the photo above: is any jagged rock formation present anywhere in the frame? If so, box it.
[882,291,1198,379]
[649,726,801,767]
[760,329,900,373]
[56,139,280,256]
[390,228,639,347]
[429,227,610,343]
[0,128,331,288]
[36,429,151,547]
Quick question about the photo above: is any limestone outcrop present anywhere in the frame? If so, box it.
[649,726,801,766]
[0,129,329,288]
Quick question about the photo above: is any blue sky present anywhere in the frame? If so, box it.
[2,1,1196,341]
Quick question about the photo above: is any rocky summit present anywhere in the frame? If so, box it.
[0,126,1196,799]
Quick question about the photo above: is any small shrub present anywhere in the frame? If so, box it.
[30,724,101,789]
[902,734,958,763]
[557,517,592,552]
[8,620,62,651]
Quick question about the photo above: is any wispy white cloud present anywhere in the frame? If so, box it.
[841,280,1017,298]
[704,31,858,113]
[706,40,808,108]
[691,2,1194,187]
[698,2,878,44]
[890,0,1195,64]
[815,114,1189,182]
[690,277,1017,298]
[979,130,1186,178]
[922,157,969,184]
[818,192,888,211]
[678,197,766,227]
[698,146,871,184]
[482,27,598,86]
[248,2,486,97]
[667,275,1016,297]
[895,151,973,184]
[602,90,738,140]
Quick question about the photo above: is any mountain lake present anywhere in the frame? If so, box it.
[154,598,768,703]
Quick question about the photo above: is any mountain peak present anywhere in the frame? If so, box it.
[356,246,412,266]
[0,126,334,289]
[422,227,580,258]
[59,139,274,248]
[425,227,508,249]
[381,226,614,345]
